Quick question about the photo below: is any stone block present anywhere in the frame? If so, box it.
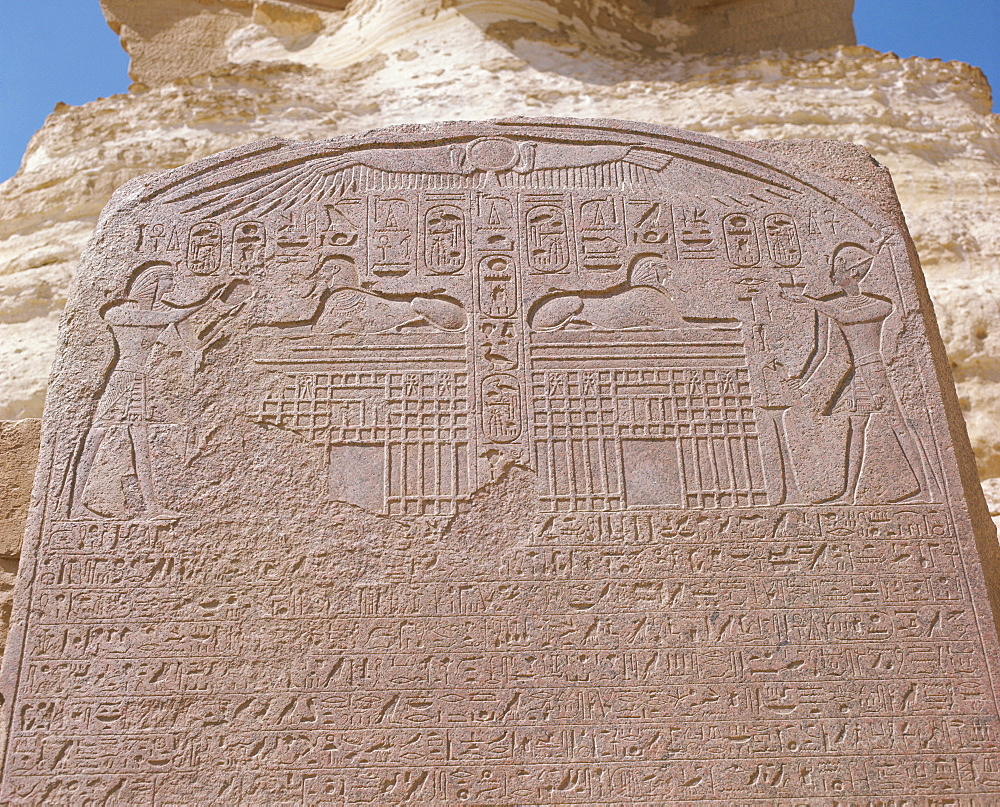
[2,119,999,801]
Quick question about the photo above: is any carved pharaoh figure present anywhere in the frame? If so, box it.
[70,262,221,518]
[780,243,936,503]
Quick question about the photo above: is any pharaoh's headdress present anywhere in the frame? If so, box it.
[126,262,174,306]
[831,243,874,281]
[629,256,670,287]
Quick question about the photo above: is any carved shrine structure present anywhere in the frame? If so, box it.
[3,120,1000,803]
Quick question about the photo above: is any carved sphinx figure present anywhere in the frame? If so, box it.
[285,254,466,335]
[780,243,936,503]
[529,255,690,331]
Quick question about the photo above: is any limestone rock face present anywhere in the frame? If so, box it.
[0,419,39,654]
[0,420,38,558]
[102,0,856,87]
[0,0,997,500]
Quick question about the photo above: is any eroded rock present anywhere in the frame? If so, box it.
[0,419,39,658]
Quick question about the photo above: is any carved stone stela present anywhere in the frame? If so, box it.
[2,120,1000,803]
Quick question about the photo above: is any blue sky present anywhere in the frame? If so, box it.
[0,0,998,183]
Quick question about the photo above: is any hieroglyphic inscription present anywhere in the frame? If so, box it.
[3,120,1000,803]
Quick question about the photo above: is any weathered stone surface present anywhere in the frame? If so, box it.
[2,0,998,512]
[100,0,856,88]
[2,119,998,802]
[0,420,39,558]
[101,0,340,88]
[0,420,37,660]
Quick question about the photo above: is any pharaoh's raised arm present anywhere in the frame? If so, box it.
[104,284,228,328]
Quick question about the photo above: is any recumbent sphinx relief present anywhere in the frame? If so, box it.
[2,120,999,803]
